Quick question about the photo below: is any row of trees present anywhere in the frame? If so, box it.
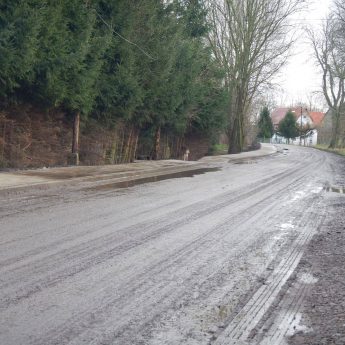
[257,108,315,145]
[0,0,301,163]
[1,0,229,163]
[257,107,298,144]
[309,0,345,148]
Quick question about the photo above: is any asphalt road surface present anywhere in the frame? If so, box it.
[0,145,342,345]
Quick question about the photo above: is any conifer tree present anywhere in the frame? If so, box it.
[0,0,229,165]
[257,107,274,141]
[31,0,110,163]
[278,111,299,144]
[0,0,41,99]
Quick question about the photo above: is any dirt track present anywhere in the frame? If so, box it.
[0,145,343,344]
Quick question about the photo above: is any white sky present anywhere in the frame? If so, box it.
[273,0,333,110]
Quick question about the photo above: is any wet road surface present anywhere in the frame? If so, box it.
[0,145,341,344]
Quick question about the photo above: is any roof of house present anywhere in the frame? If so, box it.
[271,107,325,126]
[309,111,325,126]
[270,107,292,125]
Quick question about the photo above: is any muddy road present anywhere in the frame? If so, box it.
[0,146,343,344]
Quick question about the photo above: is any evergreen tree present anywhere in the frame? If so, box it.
[0,0,229,165]
[93,0,145,125]
[0,0,41,100]
[257,106,274,140]
[278,111,299,143]
[31,0,111,163]
[93,0,227,158]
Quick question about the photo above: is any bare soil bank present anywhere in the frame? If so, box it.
[0,104,209,169]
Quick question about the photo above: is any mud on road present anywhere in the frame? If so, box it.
[273,156,345,345]
[0,145,343,345]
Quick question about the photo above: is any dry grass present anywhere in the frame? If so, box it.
[315,145,345,156]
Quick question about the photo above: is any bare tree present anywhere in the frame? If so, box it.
[206,0,301,153]
[308,13,345,148]
[334,0,345,75]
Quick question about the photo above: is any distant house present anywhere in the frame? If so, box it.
[270,107,325,146]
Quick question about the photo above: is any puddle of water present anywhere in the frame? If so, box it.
[324,186,345,194]
[285,312,312,337]
[280,223,295,230]
[311,186,323,194]
[299,273,318,284]
[291,190,306,201]
[87,168,220,191]
[233,160,257,164]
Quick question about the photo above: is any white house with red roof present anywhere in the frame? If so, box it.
[270,107,325,146]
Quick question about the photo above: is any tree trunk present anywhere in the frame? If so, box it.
[9,120,13,162]
[123,126,133,163]
[228,117,244,154]
[72,112,80,165]
[132,130,139,161]
[119,127,125,163]
[1,120,6,162]
[153,126,161,160]
[109,132,118,165]
[330,109,341,148]
[228,89,245,154]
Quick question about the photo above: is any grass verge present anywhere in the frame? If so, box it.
[315,144,345,156]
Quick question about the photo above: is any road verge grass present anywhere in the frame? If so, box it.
[315,144,345,156]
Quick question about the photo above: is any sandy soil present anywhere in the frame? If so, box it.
[0,145,342,345]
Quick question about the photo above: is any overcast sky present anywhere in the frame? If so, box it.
[273,0,333,110]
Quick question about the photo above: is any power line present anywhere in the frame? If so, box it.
[93,10,157,61]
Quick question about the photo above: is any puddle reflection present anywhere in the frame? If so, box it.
[87,167,220,191]
[324,186,345,194]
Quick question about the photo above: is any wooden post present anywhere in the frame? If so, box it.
[72,112,80,165]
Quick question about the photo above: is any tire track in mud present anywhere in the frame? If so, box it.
[257,280,311,345]
[0,199,181,264]
[19,180,305,345]
[0,164,280,252]
[0,163,295,268]
[0,148,331,345]
[212,196,326,344]
[104,185,316,345]
[0,155,322,309]
[138,194,324,345]
[2,150,324,263]
[14,156,328,345]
